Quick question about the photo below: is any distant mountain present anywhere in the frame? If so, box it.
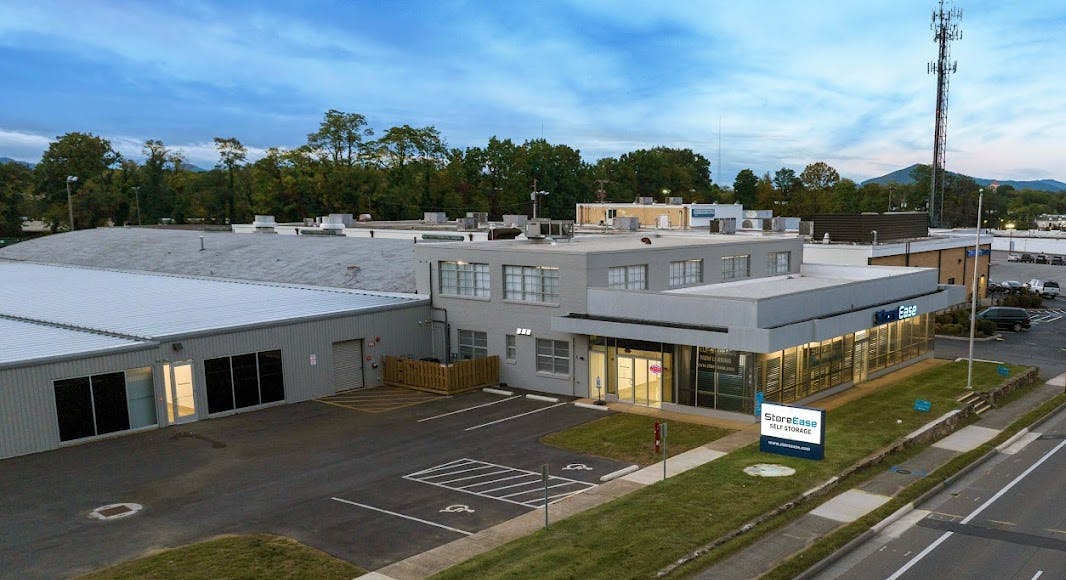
[863,164,1066,192]
[0,157,34,168]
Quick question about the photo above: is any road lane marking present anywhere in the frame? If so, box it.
[464,402,569,431]
[887,438,1066,580]
[1031,571,1043,580]
[417,395,524,422]
[330,497,472,536]
[404,458,596,508]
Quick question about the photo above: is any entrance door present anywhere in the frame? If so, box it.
[588,351,606,399]
[332,339,365,392]
[617,355,662,406]
[163,361,197,424]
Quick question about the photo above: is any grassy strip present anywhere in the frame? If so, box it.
[762,391,1066,580]
[431,362,1022,580]
[541,413,733,466]
[80,534,365,580]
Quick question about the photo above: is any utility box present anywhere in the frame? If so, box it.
[614,216,640,231]
[502,214,528,227]
[456,217,478,230]
[423,212,447,225]
[710,218,736,234]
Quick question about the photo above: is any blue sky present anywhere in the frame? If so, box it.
[1,0,1063,184]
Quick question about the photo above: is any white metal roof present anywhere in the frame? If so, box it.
[0,317,152,369]
[0,262,425,341]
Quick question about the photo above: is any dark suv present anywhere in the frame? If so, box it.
[975,307,1031,332]
[1021,253,1035,263]
[1036,254,1049,264]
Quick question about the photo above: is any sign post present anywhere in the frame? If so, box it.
[662,422,668,481]
[541,464,549,529]
[654,421,661,454]
[759,402,826,460]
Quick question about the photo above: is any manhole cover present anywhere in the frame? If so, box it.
[89,503,143,521]
[744,464,796,477]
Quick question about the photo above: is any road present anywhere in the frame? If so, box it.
[815,405,1066,580]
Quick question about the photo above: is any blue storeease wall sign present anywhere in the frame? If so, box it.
[873,304,919,325]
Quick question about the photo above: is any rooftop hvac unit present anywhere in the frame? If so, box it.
[456,217,478,230]
[709,218,736,234]
[614,216,640,231]
[466,212,489,225]
[799,221,814,237]
[761,218,775,231]
[637,197,654,205]
[252,215,276,230]
[423,212,447,224]
[329,213,354,228]
[771,217,787,232]
[525,219,575,239]
[320,215,346,231]
[667,196,683,205]
[502,214,528,227]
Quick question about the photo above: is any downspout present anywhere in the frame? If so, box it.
[426,261,451,364]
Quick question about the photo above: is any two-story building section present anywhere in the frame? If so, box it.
[415,233,965,420]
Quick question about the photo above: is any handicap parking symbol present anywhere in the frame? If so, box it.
[439,504,475,514]
[562,463,593,471]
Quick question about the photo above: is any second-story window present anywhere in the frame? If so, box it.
[669,259,703,287]
[768,251,791,276]
[439,261,490,297]
[504,265,560,303]
[608,264,648,289]
[721,255,750,280]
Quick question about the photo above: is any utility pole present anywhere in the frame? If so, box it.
[65,175,78,231]
[132,186,142,225]
[928,0,962,227]
[595,179,609,203]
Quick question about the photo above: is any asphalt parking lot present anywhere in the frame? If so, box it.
[0,388,628,578]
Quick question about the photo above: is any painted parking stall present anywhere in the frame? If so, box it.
[404,458,597,508]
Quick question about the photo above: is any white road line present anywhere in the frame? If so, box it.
[499,481,580,499]
[472,474,543,493]
[407,458,473,476]
[330,497,472,536]
[886,438,1066,580]
[419,464,497,479]
[464,402,569,431]
[1031,571,1043,580]
[417,395,524,422]
[438,468,515,485]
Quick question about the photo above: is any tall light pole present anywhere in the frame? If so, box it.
[531,190,549,220]
[1005,222,1015,252]
[65,175,78,231]
[966,190,983,390]
[132,186,142,225]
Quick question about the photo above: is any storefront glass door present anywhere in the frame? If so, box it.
[163,361,197,424]
[616,355,662,406]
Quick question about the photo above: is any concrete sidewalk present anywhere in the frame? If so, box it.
[691,379,1064,580]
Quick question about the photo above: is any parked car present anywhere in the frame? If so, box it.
[1026,279,1060,299]
[1036,254,1050,264]
[1007,253,1022,262]
[975,307,1031,332]
[993,280,1024,294]
[1052,256,1065,266]
[1021,253,1036,263]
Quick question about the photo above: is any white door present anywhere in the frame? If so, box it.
[332,339,365,392]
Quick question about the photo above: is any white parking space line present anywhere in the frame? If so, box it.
[330,497,473,536]
[417,395,524,422]
[464,402,569,431]
[404,458,597,508]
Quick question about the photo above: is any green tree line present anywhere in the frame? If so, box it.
[2,110,1063,235]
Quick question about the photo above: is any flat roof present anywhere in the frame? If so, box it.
[0,317,153,369]
[0,262,426,342]
[426,233,796,255]
[667,263,929,300]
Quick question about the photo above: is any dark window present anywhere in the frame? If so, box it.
[90,372,130,435]
[232,353,261,408]
[54,377,94,442]
[258,350,285,403]
[204,357,234,413]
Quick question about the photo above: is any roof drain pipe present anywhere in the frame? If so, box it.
[427,260,450,364]
[871,230,878,246]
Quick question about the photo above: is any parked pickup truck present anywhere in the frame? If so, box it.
[1026,279,1060,299]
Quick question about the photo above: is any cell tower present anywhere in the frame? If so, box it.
[927,0,962,227]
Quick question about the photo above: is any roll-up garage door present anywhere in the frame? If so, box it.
[332,339,364,392]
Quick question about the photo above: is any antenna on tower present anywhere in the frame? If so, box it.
[594,179,609,203]
[928,0,962,228]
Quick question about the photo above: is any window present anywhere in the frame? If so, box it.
[767,251,791,276]
[458,330,488,359]
[505,334,517,362]
[439,261,490,297]
[504,265,560,303]
[536,338,570,374]
[204,349,285,414]
[608,264,648,289]
[721,255,750,280]
[53,367,156,442]
[669,259,703,287]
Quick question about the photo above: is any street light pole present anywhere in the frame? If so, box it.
[966,191,983,390]
[65,175,78,231]
[132,186,142,225]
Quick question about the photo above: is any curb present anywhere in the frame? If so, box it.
[573,401,610,412]
[796,397,1066,580]
[600,464,640,482]
[526,394,559,403]
[483,387,513,396]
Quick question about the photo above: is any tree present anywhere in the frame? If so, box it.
[214,137,247,223]
[139,139,171,223]
[772,167,801,195]
[0,161,32,235]
[34,132,121,230]
[799,162,840,191]
[733,169,758,208]
[306,109,373,168]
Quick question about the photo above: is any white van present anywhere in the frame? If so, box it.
[1026,279,1060,299]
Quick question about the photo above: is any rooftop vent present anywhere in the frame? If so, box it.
[423,212,447,225]
[525,219,575,240]
[667,196,683,205]
[637,196,654,205]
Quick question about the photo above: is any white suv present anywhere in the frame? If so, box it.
[1026,279,1060,299]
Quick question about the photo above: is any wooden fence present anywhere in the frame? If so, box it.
[383,355,499,395]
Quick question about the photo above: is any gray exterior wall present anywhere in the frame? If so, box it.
[414,236,804,397]
[0,303,430,459]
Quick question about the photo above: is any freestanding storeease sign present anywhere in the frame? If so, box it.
[759,402,826,460]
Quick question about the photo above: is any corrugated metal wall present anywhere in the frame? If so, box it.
[0,303,431,460]
[812,213,928,243]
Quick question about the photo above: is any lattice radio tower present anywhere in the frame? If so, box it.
[927,0,962,227]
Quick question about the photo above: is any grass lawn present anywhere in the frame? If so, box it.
[80,534,365,580]
[432,361,1028,580]
[541,413,734,466]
